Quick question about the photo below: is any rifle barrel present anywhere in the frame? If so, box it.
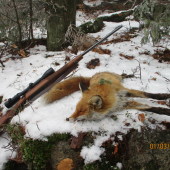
[81,25,123,56]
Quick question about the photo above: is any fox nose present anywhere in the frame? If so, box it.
[66,118,69,121]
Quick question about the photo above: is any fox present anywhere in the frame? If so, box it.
[41,72,170,122]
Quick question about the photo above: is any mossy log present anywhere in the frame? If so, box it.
[98,9,133,22]
[78,17,104,34]
[78,9,133,34]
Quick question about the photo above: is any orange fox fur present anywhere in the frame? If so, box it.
[41,72,170,122]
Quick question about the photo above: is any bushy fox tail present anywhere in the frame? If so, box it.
[40,76,90,104]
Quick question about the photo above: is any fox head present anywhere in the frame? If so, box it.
[66,82,105,122]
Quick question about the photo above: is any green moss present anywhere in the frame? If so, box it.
[83,159,120,170]
[78,17,104,34]
[99,79,112,85]
[147,161,157,170]
[21,133,70,170]
[5,123,25,144]
[93,18,104,33]
[5,123,70,170]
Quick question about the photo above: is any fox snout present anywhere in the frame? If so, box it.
[65,117,79,122]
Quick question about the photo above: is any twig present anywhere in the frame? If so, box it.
[0,43,8,67]
[133,59,142,80]
[36,122,40,131]
[27,129,31,137]
[0,136,11,142]
[162,76,170,82]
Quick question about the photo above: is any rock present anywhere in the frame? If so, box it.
[50,141,83,170]
[123,128,170,169]
[50,135,93,169]
[78,9,133,34]
[78,18,104,34]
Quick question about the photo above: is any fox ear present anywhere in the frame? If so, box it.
[79,82,89,93]
[88,95,102,109]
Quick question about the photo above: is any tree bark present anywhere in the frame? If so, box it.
[12,0,22,48]
[45,0,76,51]
[29,0,34,43]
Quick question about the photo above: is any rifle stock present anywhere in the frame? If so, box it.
[0,25,123,129]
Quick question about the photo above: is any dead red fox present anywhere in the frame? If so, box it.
[41,72,170,122]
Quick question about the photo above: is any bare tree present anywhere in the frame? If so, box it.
[0,0,46,47]
[12,0,22,47]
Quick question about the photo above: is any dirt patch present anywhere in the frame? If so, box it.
[102,31,138,45]
[152,48,170,62]
[92,48,111,55]
[86,58,100,69]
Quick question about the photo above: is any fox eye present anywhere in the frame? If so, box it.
[79,110,84,114]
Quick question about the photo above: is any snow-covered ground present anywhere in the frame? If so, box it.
[0,10,170,169]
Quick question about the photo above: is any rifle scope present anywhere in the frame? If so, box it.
[4,67,55,108]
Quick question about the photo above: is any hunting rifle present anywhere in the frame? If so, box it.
[0,25,123,128]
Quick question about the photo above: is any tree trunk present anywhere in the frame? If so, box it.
[45,0,76,51]
[29,0,34,43]
[12,0,22,48]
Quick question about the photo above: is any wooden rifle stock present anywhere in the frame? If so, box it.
[0,25,123,129]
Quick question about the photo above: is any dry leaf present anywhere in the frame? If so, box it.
[151,78,156,81]
[119,53,134,60]
[18,50,26,57]
[57,158,74,170]
[157,101,166,105]
[5,58,9,62]
[155,72,160,75]
[114,144,118,155]
[138,113,145,122]
[12,44,17,48]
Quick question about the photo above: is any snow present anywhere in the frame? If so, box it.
[0,11,170,170]
[116,162,123,169]
[0,133,16,169]
[81,145,105,164]
[84,0,104,7]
